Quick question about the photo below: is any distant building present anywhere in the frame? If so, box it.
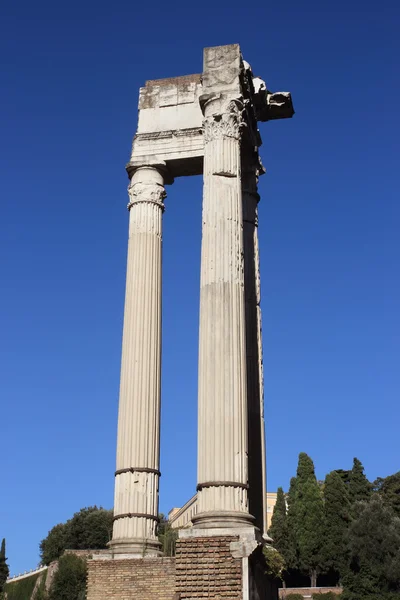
[168,492,278,531]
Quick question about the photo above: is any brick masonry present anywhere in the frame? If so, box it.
[87,557,176,600]
[86,536,278,599]
[175,535,242,599]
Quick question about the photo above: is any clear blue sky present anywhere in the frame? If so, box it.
[1,0,399,576]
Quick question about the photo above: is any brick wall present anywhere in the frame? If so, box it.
[87,557,176,600]
[175,535,242,599]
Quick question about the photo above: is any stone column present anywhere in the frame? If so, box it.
[242,158,267,536]
[110,166,165,556]
[193,96,253,529]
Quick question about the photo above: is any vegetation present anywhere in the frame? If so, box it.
[312,593,341,599]
[5,573,41,600]
[269,486,295,585]
[34,571,48,600]
[269,453,400,597]
[321,471,351,582]
[341,495,400,600]
[348,458,371,507]
[48,554,86,600]
[158,515,178,556]
[0,539,9,593]
[40,507,113,564]
[374,471,400,516]
[284,594,305,600]
[263,545,286,580]
[290,453,325,587]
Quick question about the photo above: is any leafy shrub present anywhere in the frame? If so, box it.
[48,554,86,600]
[284,594,305,600]
[263,545,285,580]
[312,593,341,599]
[157,517,178,556]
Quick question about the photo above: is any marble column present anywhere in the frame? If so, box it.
[242,159,267,536]
[110,166,165,556]
[193,96,253,529]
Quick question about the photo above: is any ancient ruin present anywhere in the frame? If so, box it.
[88,44,293,600]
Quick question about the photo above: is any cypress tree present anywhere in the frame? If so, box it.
[269,487,293,585]
[292,453,325,587]
[322,471,351,583]
[0,538,9,592]
[348,458,371,506]
[335,469,351,486]
[286,476,299,571]
[269,487,289,555]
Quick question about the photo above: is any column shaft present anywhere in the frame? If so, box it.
[194,98,253,528]
[242,163,267,535]
[111,166,165,556]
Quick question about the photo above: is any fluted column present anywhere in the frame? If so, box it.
[193,96,253,529]
[242,159,267,535]
[110,166,165,556]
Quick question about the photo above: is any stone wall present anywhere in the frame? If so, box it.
[175,535,242,599]
[86,557,176,600]
[279,587,342,598]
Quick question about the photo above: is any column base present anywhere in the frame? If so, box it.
[107,537,162,558]
[192,509,255,529]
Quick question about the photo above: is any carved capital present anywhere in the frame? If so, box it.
[127,181,166,211]
[203,100,244,143]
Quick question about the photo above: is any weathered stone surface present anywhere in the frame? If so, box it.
[193,92,252,529]
[242,158,267,536]
[175,536,242,599]
[110,166,166,557]
[130,74,203,177]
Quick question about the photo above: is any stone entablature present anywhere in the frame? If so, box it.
[130,73,204,178]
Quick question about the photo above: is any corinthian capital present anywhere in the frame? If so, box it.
[202,98,244,143]
[127,181,166,211]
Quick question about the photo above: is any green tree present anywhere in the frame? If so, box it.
[342,495,400,600]
[40,523,68,565]
[335,469,351,487]
[321,471,351,583]
[374,472,400,517]
[292,453,325,587]
[269,487,295,585]
[0,539,9,593]
[48,554,86,600]
[65,507,113,550]
[40,507,113,565]
[348,458,371,506]
[286,476,299,571]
